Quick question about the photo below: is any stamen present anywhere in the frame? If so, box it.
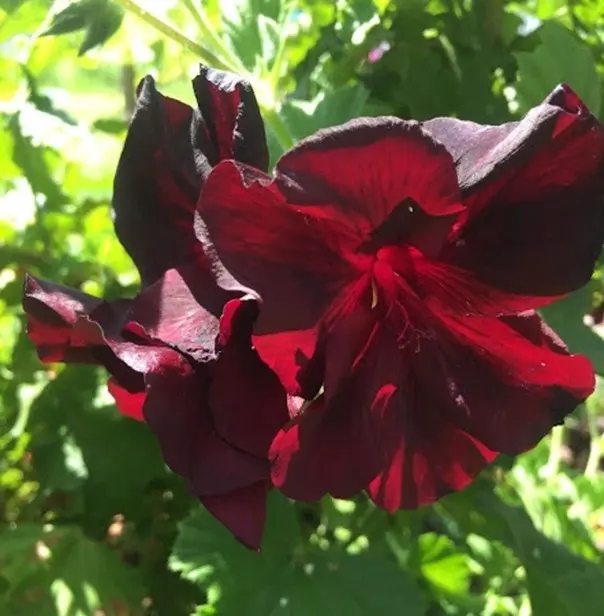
[370,278,379,309]
[297,385,325,416]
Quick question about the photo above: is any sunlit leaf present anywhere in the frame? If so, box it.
[0,524,144,615]
[515,21,602,116]
[41,0,124,55]
[171,492,427,615]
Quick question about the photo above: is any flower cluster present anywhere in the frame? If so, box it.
[23,66,604,549]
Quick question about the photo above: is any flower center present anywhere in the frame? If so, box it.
[370,248,418,347]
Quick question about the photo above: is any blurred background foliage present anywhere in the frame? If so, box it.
[1,0,604,614]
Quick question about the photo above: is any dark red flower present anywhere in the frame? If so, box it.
[112,66,268,287]
[22,67,289,549]
[198,84,604,510]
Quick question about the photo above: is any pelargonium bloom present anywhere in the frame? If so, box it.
[22,66,290,548]
[198,84,604,510]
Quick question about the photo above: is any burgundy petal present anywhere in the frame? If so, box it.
[274,117,463,238]
[368,428,497,512]
[423,84,591,198]
[209,299,290,458]
[113,67,269,286]
[269,313,498,509]
[200,482,267,550]
[23,274,104,363]
[197,160,364,393]
[22,274,188,420]
[193,66,268,172]
[271,266,592,510]
[107,377,145,421]
[423,309,594,454]
[269,308,402,501]
[427,85,604,297]
[382,246,559,317]
[128,262,247,362]
[113,76,204,286]
[22,274,150,384]
[143,364,268,496]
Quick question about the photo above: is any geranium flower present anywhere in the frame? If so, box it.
[197,84,604,511]
[22,67,289,549]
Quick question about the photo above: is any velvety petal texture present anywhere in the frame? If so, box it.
[23,74,604,549]
[429,83,604,298]
[113,66,268,286]
[200,84,603,513]
[22,68,286,549]
[22,269,287,549]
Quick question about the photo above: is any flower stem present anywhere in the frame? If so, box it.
[114,0,294,156]
[262,104,294,152]
[269,12,291,90]
[585,395,602,478]
[181,0,247,73]
[114,0,233,72]
[545,424,565,478]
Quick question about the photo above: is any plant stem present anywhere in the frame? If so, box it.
[114,0,294,156]
[181,0,247,73]
[585,396,602,478]
[262,104,294,152]
[269,12,290,90]
[545,424,565,478]
[114,0,233,73]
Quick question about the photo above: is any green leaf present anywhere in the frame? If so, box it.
[218,0,281,70]
[41,0,124,55]
[28,366,169,529]
[541,284,604,374]
[416,533,470,596]
[8,113,66,210]
[77,1,123,55]
[0,525,144,615]
[515,21,601,116]
[282,84,369,140]
[0,0,48,44]
[258,14,280,66]
[171,492,427,615]
[497,498,604,616]
[91,117,128,134]
[442,483,604,616]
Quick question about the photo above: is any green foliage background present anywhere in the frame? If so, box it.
[1,0,604,614]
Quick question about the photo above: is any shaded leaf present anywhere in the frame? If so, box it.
[515,21,601,116]
[171,492,426,615]
[541,284,604,375]
[41,0,124,55]
[0,524,144,616]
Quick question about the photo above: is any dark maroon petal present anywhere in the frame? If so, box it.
[112,76,205,286]
[269,308,401,501]
[209,299,290,458]
[446,151,604,297]
[423,84,591,197]
[271,270,592,509]
[143,364,267,496]
[423,309,594,454]
[200,482,267,550]
[21,274,188,421]
[428,85,604,297]
[23,274,115,364]
[197,160,364,393]
[274,117,463,241]
[368,428,497,512]
[113,67,268,286]
[193,66,268,172]
[381,246,559,316]
[107,377,145,421]
[269,314,497,508]
[128,261,247,363]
